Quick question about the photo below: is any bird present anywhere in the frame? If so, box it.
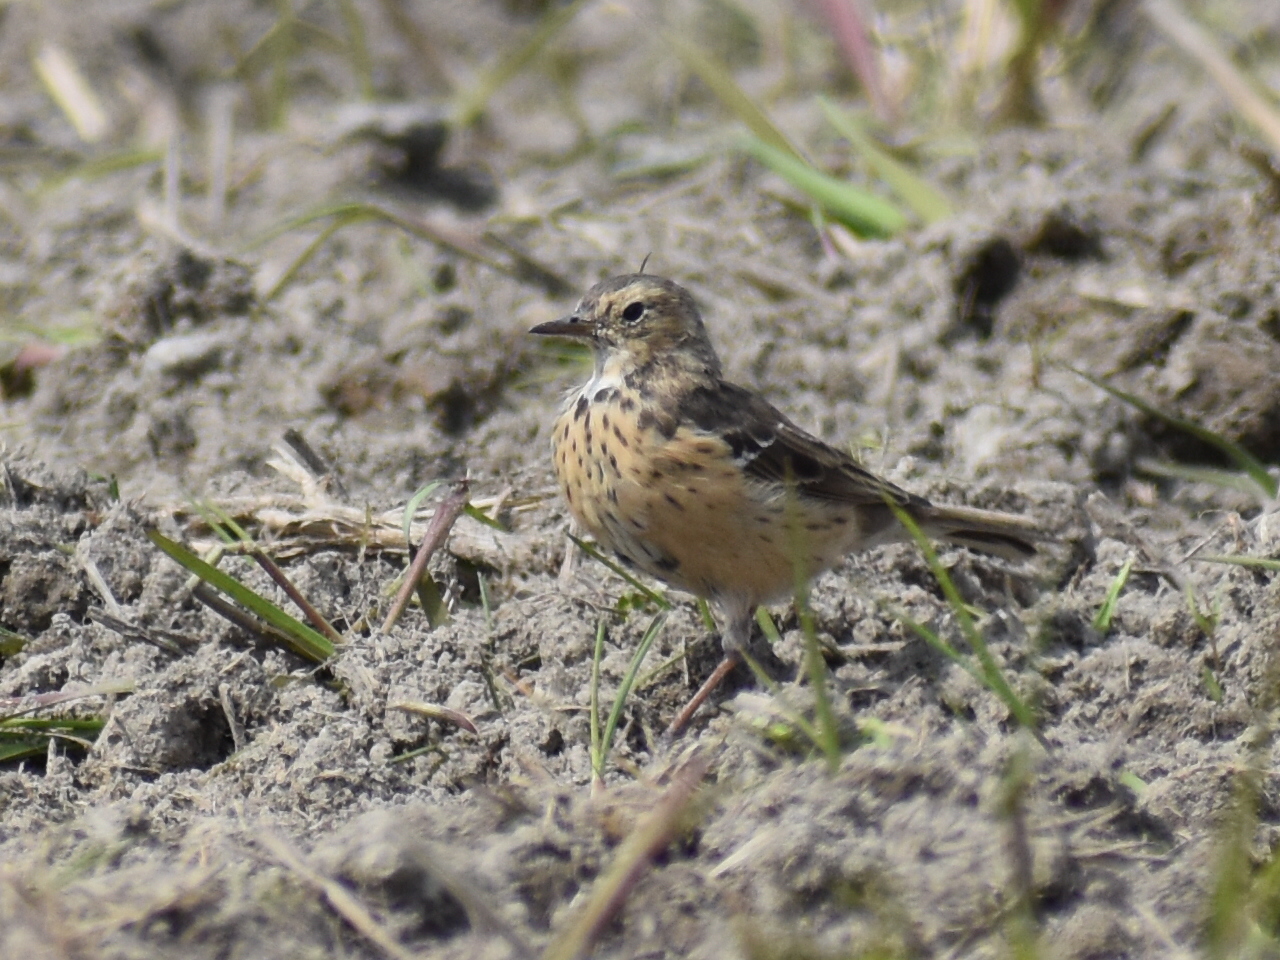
[530,273,1043,735]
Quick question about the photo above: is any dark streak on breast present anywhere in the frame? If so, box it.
[637,408,677,440]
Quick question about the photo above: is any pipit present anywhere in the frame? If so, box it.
[532,273,1042,735]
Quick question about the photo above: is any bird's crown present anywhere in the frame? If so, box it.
[531,274,721,375]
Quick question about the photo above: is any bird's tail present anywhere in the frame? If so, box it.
[915,503,1043,562]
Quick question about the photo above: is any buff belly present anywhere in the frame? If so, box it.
[551,396,864,607]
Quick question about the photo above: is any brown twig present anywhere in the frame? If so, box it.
[541,750,712,960]
[382,480,469,633]
[192,582,303,650]
[247,547,344,646]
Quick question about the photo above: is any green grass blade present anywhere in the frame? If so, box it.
[887,502,1045,747]
[463,502,507,531]
[1,717,105,733]
[0,626,28,657]
[801,606,840,771]
[1093,555,1133,633]
[664,31,798,157]
[738,649,822,747]
[818,97,953,223]
[589,618,607,781]
[449,0,588,127]
[754,607,782,644]
[148,530,335,662]
[1135,458,1270,498]
[263,216,349,302]
[695,597,716,632]
[1067,365,1277,500]
[1184,583,1219,640]
[597,612,666,778]
[399,480,447,626]
[39,147,164,193]
[0,739,47,762]
[738,133,907,238]
[569,535,671,610]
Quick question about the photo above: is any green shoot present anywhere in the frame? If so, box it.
[569,534,671,610]
[0,681,134,763]
[744,613,843,765]
[231,3,343,127]
[400,481,449,627]
[696,597,717,632]
[1135,458,1270,499]
[402,480,444,547]
[1201,664,1224,703]
[1204,766,1270,958]
[886,501,1045,748]
[478,571,494,633]
[1184,583,1219,642]
[738,649,823,750]
[148,530,335,662]
[1185,582,1222,671]
[37,147,164,195]
[614,591,660,617]
[464,502,507,532]
[1067,365,1277,501]
[1118,770,1147,794]
[589,618,606,787]
[0,717,106,762]
[738,133,908,238]
[802,609,840,772]
[754,607,782,644]
[781,480,839,769]
[591,612,666,784]
[0,626,28,657]
[818,97,953,223]
[1092,555,1133,633]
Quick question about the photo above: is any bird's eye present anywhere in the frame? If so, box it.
[621,301,645,323]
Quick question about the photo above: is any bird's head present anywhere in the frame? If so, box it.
[530,274,721,377]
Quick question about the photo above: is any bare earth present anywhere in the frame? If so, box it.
[3,2,1280,958]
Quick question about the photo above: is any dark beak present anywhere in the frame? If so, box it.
[529,315,594,338]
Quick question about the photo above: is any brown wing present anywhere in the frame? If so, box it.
[680,381,930,510]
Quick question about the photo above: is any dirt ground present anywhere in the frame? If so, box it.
[3,1,1280,958]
